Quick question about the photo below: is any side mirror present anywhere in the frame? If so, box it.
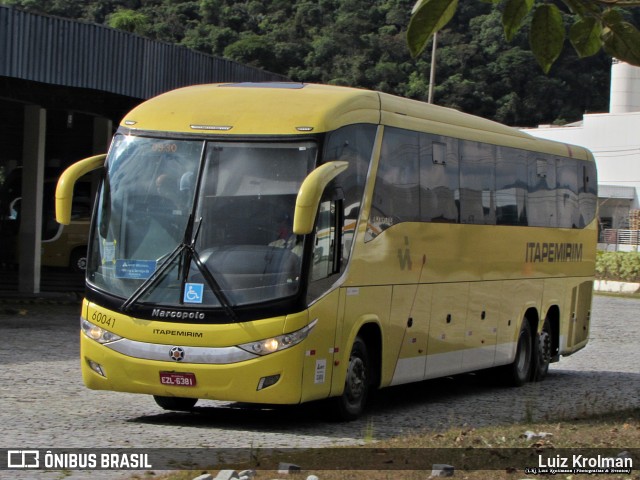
[56,154,106,225]
[293,161,349,235]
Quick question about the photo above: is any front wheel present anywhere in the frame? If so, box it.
[331,336,370,421]
[153,395,197,411]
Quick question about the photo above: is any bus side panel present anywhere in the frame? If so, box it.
[462,281,501,371]
[388,284,432,386]
[41,220,89,268]
[424,283,469,379]
[330,286,391,397]
[541,277,564,324]
[495,279,543,366]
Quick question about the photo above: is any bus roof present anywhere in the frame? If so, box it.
[121,83,592,160]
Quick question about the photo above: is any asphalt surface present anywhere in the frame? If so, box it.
[0,294,638,479]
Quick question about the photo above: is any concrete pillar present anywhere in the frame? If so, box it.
[90,116,112,197]
[19,105,46,294]
[92,116,112,154]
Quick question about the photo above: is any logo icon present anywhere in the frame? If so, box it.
[7,450,40,468]
[169,346,185,362]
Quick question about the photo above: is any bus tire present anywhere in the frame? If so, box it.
[70,247,87,273]
[503,319,533,387]
[331,336,370,421]
[153,395,197,411]
[532,318,552,382]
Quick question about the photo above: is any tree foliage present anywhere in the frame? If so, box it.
[408,0,640,73]
[107,8,148,34]
[1,0,622,126]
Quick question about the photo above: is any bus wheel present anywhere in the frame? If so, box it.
[532,318,552,382]
[153,395,197,411]
[504,320,533,387]
[333,336,370,421]
[70,248,87,273]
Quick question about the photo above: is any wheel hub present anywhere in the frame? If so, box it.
[539,330,551,363]
[346,357,366,402]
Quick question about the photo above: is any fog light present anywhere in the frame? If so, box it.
[87,359,106,377]
[257,374,280,391]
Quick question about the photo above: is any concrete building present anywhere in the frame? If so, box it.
[522,60,640,251]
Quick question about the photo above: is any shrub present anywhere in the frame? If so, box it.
[595,251,640,282]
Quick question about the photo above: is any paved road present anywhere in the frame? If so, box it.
[1,295,638,478]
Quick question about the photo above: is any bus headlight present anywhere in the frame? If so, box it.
[238,319,318,356]
[81,318,122,344]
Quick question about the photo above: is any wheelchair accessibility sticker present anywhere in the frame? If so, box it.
[184,283,204,304]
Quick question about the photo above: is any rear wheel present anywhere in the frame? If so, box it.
[503,319,533,386]
[331,336,370,421]
[532,318,552,382]
[153,395,197,411]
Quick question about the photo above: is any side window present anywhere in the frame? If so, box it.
[311,201,338,281]
[360,128,595,236]
[367,127,419,241]
[556,158,580,228]
[527,155,557,227]
[307,200,342,303]
[495,146,528,226]
[323,124,376,261]
[419,133,459,223]
[578,160,598,227]
[460,140,495,225]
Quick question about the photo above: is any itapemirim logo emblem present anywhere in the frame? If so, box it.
[169,346,185,362]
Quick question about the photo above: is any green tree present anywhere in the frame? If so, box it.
[106,8,149,34]
[408,0,640,73]
[1,0,614,126]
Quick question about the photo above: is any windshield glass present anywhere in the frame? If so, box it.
[88,134,316,309]
[184,141,315,306]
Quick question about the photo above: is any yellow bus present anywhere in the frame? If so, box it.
[0,168,91,272]
[56,83,597,420]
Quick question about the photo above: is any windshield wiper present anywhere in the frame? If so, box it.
[120,217,237,321]
[180,219,237,321]
[120,243,183,312]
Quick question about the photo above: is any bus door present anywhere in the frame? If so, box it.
[568,280,592,348]
[302,199,343,402]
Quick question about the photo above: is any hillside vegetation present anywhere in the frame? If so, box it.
[2,0,624,127]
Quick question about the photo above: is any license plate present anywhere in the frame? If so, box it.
[159,372,197,387]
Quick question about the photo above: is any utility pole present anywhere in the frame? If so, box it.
[428,32,437,104]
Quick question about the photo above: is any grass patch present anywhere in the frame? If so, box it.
[136,408,640,480]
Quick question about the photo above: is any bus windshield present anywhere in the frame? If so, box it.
[88,134,317,310]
